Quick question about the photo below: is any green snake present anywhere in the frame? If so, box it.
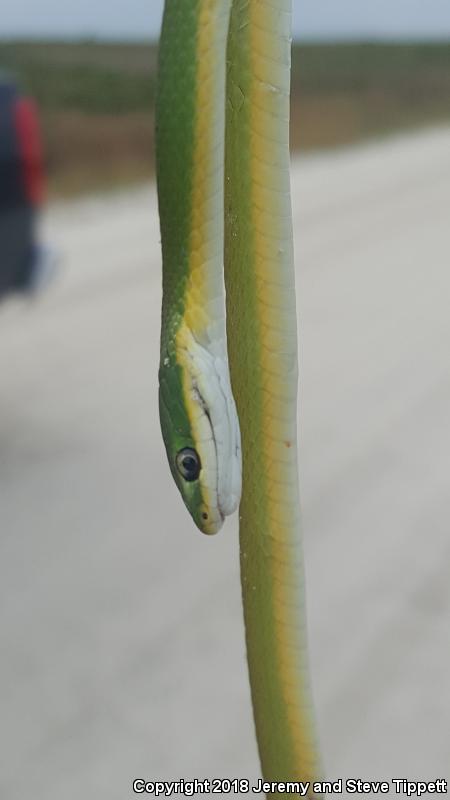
[156,0,322,792]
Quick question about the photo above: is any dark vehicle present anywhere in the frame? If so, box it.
[0,75,49,299]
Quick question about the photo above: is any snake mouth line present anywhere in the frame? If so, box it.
[191,383,224,521]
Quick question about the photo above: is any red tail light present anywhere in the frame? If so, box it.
[14,98,46,207]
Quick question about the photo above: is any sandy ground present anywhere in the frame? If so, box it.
[0,127,449,799]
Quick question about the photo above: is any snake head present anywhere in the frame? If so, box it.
[159,327,241,535]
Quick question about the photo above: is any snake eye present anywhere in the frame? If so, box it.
[176,448,201,482]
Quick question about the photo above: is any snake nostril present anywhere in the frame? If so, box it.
[202,512,208,520]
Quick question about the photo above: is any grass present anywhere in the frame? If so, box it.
[1,40,449,197]
[290,42,450,150]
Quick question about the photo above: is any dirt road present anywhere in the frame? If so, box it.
[1,127,449,798]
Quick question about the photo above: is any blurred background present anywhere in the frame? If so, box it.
[0,2,449,799]
[1,3,450,196]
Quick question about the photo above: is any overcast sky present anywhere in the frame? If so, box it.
[2,0,450,40]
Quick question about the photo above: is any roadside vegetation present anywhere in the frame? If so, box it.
[1,40,449,196]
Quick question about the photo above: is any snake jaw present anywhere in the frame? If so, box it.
[175,323,242,533]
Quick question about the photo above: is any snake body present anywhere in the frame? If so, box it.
[157,0,240,535]
[156,0,322,791]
